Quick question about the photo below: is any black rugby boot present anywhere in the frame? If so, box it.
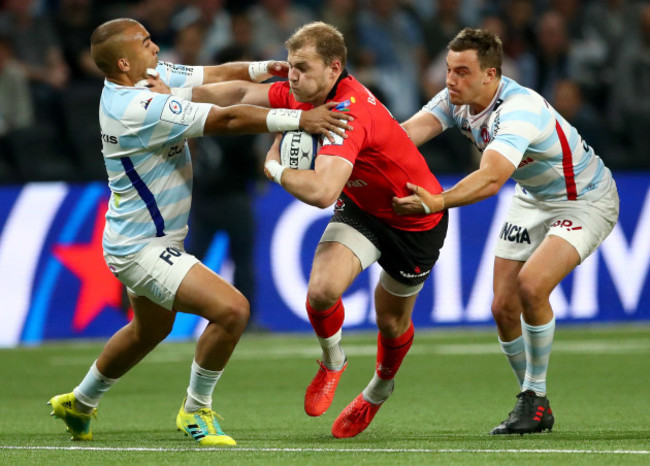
[489,390,554,435]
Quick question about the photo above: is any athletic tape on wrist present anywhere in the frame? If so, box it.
[266,108,302,132]
[265,160,286,184]
[248,61,273,82]
[170,87,193,100]
[421,200,431,215]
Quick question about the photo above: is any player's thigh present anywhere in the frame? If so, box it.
[545,189,619,263]
[309,240,363,301]
[519,235,580,297]
[173,262,248,323]
[127,291,177,338]
[105,235,200,311]
[493,257,524,299]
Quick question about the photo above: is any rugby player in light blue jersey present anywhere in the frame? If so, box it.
[47,18,352,446]
[393,27,619,435]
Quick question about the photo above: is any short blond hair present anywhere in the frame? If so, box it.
[285,22,347,68]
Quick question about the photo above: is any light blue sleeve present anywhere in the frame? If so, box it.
[155,61,204,88]
[422,88,455,130]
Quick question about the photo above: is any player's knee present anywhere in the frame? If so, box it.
[375,313,404,338]
[307,278,341,311]
[306,287,340,311]
[517,275,548,309]
[217,295,250,333]
[491,295,520,327]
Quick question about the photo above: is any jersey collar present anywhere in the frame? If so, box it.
[325,68,350,102]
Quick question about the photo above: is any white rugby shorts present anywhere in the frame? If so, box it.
[103,231,199,310]
[494,183,619,263]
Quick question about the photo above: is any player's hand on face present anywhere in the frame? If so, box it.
[267,61,289,77]
[136,69,171,94]
[146,73,171,94]
[263,133,283,182]
[392,183,441,216]
[300,101,354,142]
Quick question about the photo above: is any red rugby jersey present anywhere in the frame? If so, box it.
[268,73,444,231]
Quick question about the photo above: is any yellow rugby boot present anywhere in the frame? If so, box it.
[47,392,96,441]
[176,398,236,446]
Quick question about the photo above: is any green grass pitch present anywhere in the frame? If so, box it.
[1,325,649,465]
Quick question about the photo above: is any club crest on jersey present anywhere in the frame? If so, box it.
[480,124,491,143]
[334,198,345,212]
[168,99,182,114]
[499,222,531,244]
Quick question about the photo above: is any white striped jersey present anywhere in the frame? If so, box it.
[100,62,213,256]
[423,76,615,202]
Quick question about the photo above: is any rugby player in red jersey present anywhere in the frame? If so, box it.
[186,21,448,438]
[263,22,448,438]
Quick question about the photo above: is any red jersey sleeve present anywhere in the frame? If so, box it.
[318,103,367,165]
[268,82,312,110]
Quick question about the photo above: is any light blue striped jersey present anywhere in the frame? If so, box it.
[423,76,615,202]
[100,62,213,256]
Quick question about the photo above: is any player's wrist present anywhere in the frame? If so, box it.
[266,109,303,132]
[170,87,192,100]
[265,159,286,185]
[248,61,272,82]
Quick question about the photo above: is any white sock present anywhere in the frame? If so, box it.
[73,360,118,413]
[317,329,346,370]
[521,316,556,397]
[185,360,222,413]
[499,335,526,389]
[362,373,394,405]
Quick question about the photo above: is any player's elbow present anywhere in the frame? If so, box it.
[204,107,249,135]
[311,185,340,209]
[313,196,337,209]
[483,181,502,198]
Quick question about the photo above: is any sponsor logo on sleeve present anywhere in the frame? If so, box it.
[160,97,200,126]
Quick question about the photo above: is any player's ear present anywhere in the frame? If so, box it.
[329,59,342,77]
[484,67,497,84]
[117,58,130,72]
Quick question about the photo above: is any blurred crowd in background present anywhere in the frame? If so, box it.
[1,0,650,185]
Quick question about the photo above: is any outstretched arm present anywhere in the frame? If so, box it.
[401,110,444,147]
[202,60,289,84]
[191,80,273,107]
[392,149,515,215]
[141,61,287,106]
[203,101,354,140]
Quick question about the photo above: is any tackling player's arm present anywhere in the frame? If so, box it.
[401,110,444,147]
[144,61,287,106]
[264,135,352,209]
[192,81,273,107]
[392,149,515,215]
[202,60,288,84]
[203,102,353,140]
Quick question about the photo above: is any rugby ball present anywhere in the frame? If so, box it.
[279,130,320,170]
